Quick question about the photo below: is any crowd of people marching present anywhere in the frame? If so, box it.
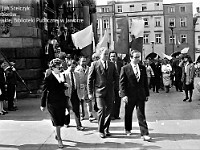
[39,44,200,148]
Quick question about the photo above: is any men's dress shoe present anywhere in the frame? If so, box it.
[64,124,69,128]
[105,131,111,136]
[89,117,96,122]
[111,117,115,120]
[188,99,192,102]
[13,106,18,110]
[142,135,152,141]
[77,126,85,131]
[8,108,16,111]
[183,98,189,101]
[115,117,121,120]
[126,130,131,136]
[99,133,106,138]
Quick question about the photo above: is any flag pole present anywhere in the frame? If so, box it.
[0,49,32,93]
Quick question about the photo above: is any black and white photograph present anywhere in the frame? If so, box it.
[1,0,200,149]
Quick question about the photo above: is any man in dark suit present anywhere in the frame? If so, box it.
[87,47,119,138]
[109,51,123,120]
[119,50,151,141]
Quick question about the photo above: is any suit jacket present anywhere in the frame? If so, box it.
[41,72,66,107]
[87,60,119,99]
[63,69,82,100]
[119,63,149,102]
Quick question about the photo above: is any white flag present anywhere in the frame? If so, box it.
[71,25,93,49]
[181,47,189,54]
[162,53,172,60]
[130,18,144,38]
[96,30,109,50]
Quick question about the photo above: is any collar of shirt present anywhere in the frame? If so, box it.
[131,63,140,76]
[52,71,64,83]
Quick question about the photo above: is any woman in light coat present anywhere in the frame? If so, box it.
[161,59,172,93]
[180,55,195,102]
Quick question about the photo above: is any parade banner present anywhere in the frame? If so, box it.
[114,17,129,54]
[130,18,144,53]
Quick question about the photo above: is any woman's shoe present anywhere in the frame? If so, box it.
[0,112,5,115]
[57,140,64,148]
[2,110,8,114]
[183,98,189,101]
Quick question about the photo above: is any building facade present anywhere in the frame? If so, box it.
[0,0,97,97]
[194,7,200,62]
[163,2,194,60]
[96,0,165,58]
[96,4,114,47]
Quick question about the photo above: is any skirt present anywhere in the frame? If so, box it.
[47,103,65,126]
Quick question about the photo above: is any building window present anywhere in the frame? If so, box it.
[142,4,147,11]
[129,18,132,28]
[169,35,176,44]
[143,34,149,44]
[180,34,187,43]
[103,19,109,29]
[168,6,175,13]
[169,18,175,27]
[198,36,200,45]
[97,19,99,29]
[117,5,122,12]
[154,3,159,10]
[180,6,186,12]
[180,17,187,27]
[144,18,149,27]
[155,17,161,27]
[101,8,105,12]
[155,34,162,44]
[130,4,134,11]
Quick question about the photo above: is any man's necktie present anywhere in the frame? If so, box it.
[71,71,75,92]
[135,66,139,82]
[104,61,107,70]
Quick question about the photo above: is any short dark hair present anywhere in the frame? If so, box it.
[130,50,140,58]
[109,51,117,57]
[184,55,193,63]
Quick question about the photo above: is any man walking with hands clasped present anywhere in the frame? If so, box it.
[119,50,151,141]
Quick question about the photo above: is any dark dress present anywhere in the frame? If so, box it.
[41,72,66,126]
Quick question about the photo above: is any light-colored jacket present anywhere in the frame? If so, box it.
[182,63,195,85]
[75,65,89,100]
[63,69,82,100]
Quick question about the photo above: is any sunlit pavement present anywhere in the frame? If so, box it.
[0,77,200,150]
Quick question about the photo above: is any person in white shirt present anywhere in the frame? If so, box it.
[161,59,172,93]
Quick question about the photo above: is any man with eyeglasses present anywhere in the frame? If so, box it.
[119,50,151,141]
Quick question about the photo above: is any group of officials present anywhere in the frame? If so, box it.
[40,48,151,148]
